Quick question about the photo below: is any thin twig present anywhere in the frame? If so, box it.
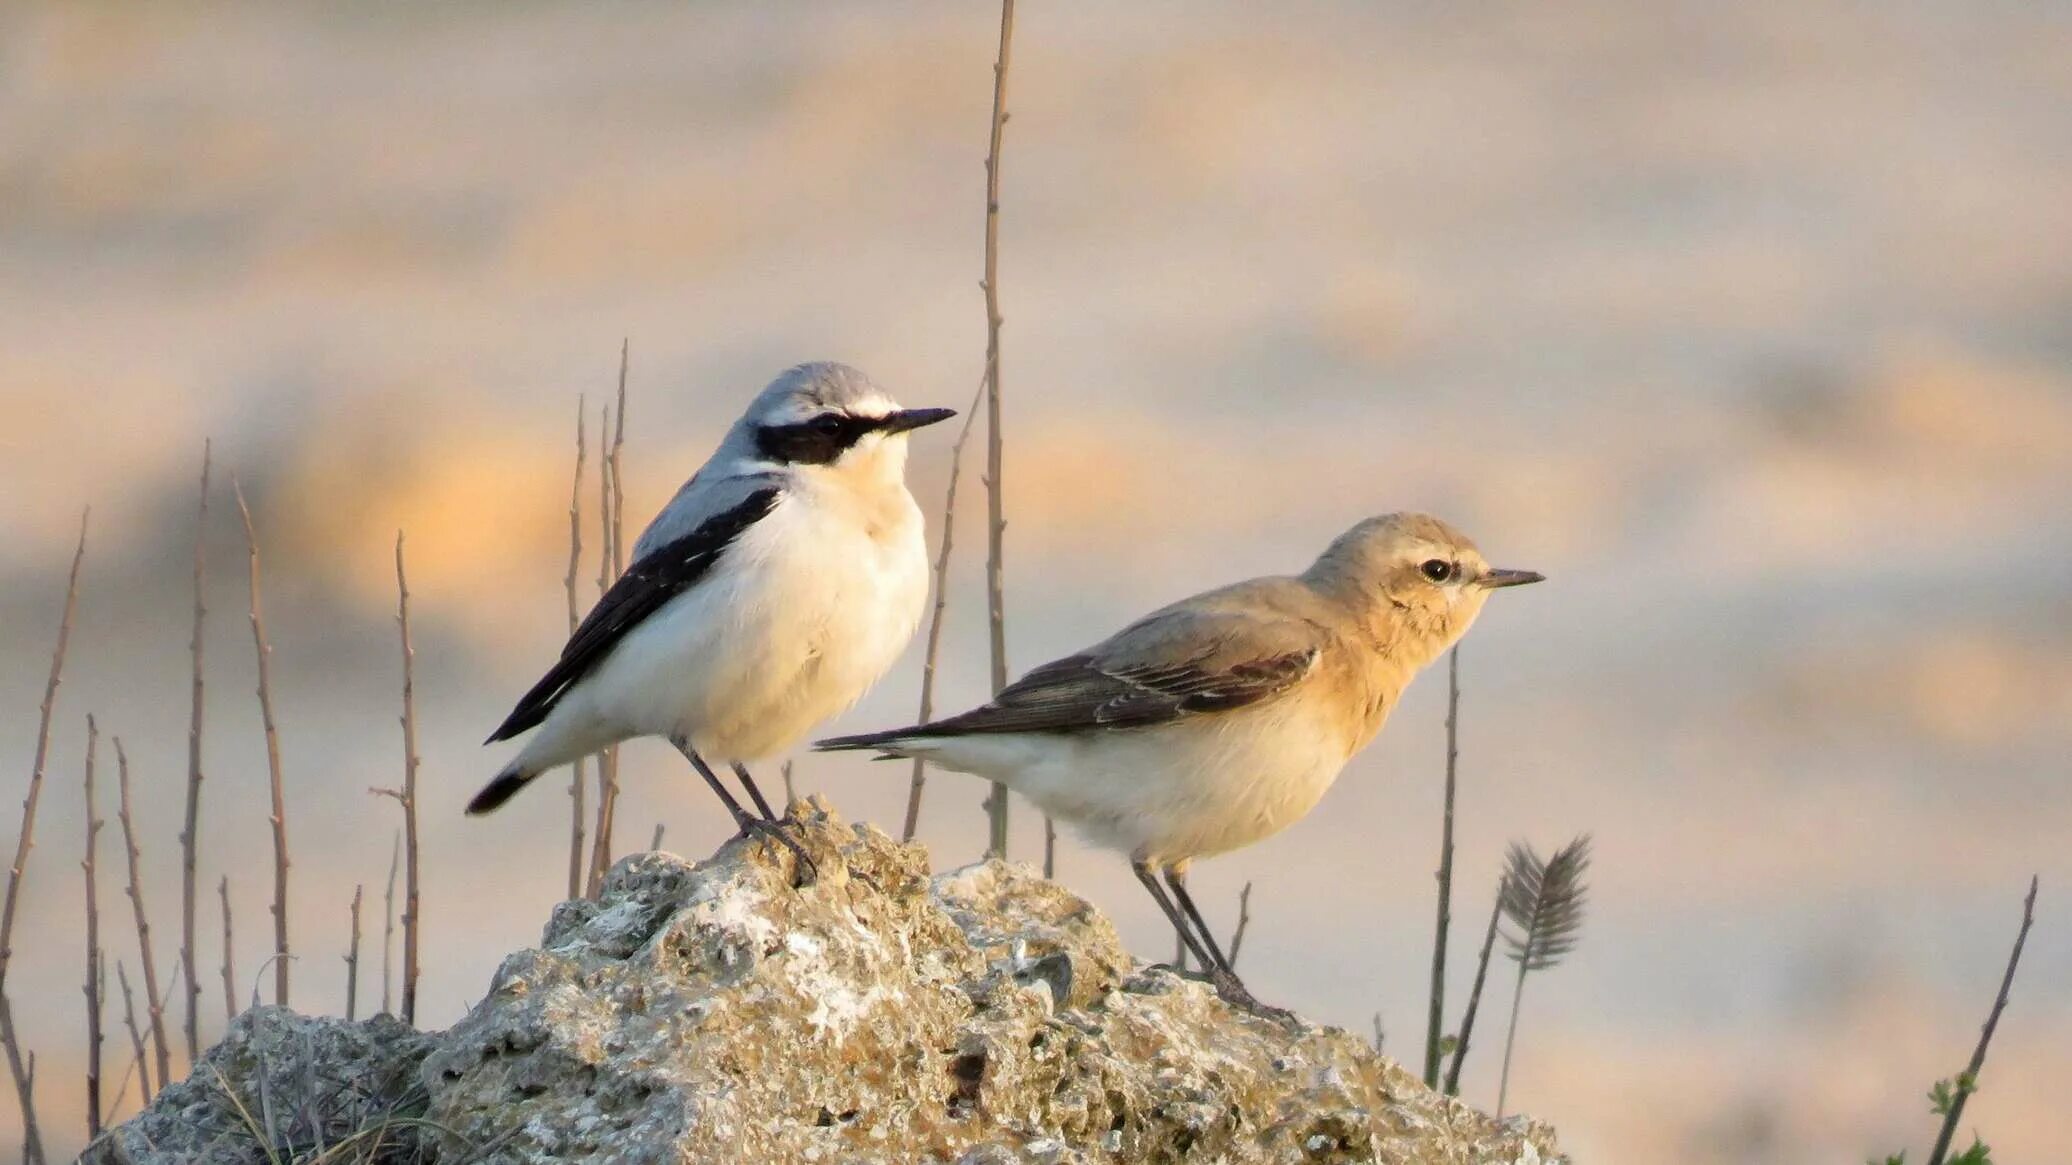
[105,972,183,1129]
[234,480,291,1007]
[116,961,151,1104]
[1495,930,1532,1117]
[20,1053,31,1165]
[610,340,628,578]
[1,507,85,1165]
[392,532,421,1026]
[343,884,363,1023]
[1444,876,1505,1096]
[588,365,627,898]
[565,397,589,900]
[649,823,664,852]
[1227,882,1254,968]
[1926,876,2040,1165]
[218,876,236,1023]
[1424,646,1461,1088]
[980,0,1017,861]
[114,737,174,1096]
[1371,1013,1386,1055]
[902,384,984,843]
[180,439,210,1065]
[82,716,105,1139]
[381,832,397,1017]
[781,760,797,809]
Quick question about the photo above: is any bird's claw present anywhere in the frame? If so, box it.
[735,815,818,887]
[1209,967,1296,1025]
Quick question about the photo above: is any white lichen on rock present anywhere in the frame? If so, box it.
[88,798,1562,1163]
[426,799,1558,1163]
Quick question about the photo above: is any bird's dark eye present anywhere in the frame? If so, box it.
[809,413,847,432]
[1420,559,1456,583]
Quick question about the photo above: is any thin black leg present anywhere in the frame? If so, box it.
[673,738,816,884]
[1165,869,1234,975]
[730,762,781,822]
[671,737,755,827]
[1133,859,1218,971]
[1158,863,1290,1023]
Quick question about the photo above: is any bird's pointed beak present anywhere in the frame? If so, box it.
[1479,567,1545,589]
[878,407,957,435]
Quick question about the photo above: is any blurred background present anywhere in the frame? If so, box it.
[4,2,2069,1160]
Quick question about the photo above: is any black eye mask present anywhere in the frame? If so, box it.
[754,413,879,465]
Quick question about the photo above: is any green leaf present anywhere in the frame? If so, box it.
[1947,1134,1993,1165]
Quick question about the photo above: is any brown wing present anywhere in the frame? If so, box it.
[822,607,1322,746]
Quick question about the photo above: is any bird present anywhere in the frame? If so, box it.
[817,512,1540,1012]
[469,362,955,881]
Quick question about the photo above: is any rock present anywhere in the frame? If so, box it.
[81,1007,438,1164]
[423,798,1560,1164]
[92,798,1561,1163]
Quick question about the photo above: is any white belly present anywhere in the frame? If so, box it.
[902,695,1360,865]
[530,490,928,766]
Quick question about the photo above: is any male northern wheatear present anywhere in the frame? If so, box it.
[470,363,953,878]
[818,513,1540,1010]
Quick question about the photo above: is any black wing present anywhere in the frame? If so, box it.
[821,609,1320,748]
[485,486,781,743]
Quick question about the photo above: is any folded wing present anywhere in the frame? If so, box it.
[821,605,1322,746]
[486,485,782,743]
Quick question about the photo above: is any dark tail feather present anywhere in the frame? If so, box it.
[813,726,924,753]
[467,765,535,815]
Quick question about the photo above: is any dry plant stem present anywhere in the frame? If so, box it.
[1497,971,1535,1117]
[1,507,84,1165]
[1424,646,1461,1089]
[234,480,292,1007]
[902,386,984,842]
[381,832,397,1016]
[781,760,796,807]
[650,824,664,851]
[97,987,140,1128]
[565,397,589,900]
[82,717,104,1139]
[1226,882,1254,968]
[180,440,210,1064]
[19,1053,30,1164]
[392,532,422,1026]
[217,876,235,1023]
[1443,879,1505,1096]
[588,391,623,899]
[114,738,174,1097]
[116,961,150,1103]
[980,0,1016,860]
[1926,875,2040,1165]
[610,340,628,577]
[343,884,363,1022]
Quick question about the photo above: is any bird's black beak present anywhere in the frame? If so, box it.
[1479,568,1545,589]
[877,407,957,434]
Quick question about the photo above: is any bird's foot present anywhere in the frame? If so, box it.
[733,816,818,887]
[1209,967,1296,1025]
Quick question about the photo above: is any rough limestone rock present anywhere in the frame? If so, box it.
[88,798,1561,1163]
[82,1007,438,1163]
[424,799,1559,1164]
